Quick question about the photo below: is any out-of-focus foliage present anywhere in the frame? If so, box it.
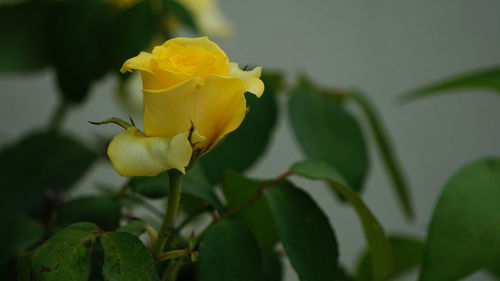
[290,160,393,281]
[400,66,500,103]
[288,77,369,192]
[356,235,424,281]
[419,157,500,281]
[3,0,498,280]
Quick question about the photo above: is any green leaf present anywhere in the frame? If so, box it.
[264,181,341,281]
[356,235,423,281]
[129,173,169,199]
[222,172,279,249]
[31,223,100,281]
[288,78,369,191]
[420,157,500,281]
[400,66,500,103]
[0,130,98,212]
[164,0,198,32]
[100,231,160,281]
[201,72,280,184]
[199,219,263,281]
[51,0,115,103]
[56,196,121,231]
[182,163,225,213]
[0,1,56,72]
[108,0,155,72]
[128,163,224,212]
[262,250,283,281]
[349,91,413,220]
[0,214,43,272]
[17,252,33,281]
[290,160,393,281]
[117,221,146,237]
[486,261,500,279]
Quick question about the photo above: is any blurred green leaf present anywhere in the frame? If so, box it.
[164,0,198,32]
[52,0,115,103]
[182,163,225,213]
[486,261,500,279]
[400,66,500,103]
[222,172,279,249]
[0,130,98,212]
[262,250,283,281]
[288,78,369,191]
[290,160,393,281]
[199,219,263,281]
[0,0,57,72]
[349,91,413,220]
[264,181,341,281]
[201,72,280,185]
[56,196,121,231]
[420,157,500,281]
[100,231,159,281]
[129,163,224,212]
[130,173,169,199]
[117,220,146,237]
[356,235,423,281]
[109,0,155,72]
[17,252,32,281]
[31,222,99,281]
[0,214,43,274]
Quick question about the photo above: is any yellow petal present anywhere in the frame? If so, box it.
[121,51,153,73]
[142,76,248,153]
[161,37,228,59]
[229,63,265,97]
[107,127,192,177]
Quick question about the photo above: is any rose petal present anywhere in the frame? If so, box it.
[229,63,265,97]
[142,76,249,152]
[107,127,192,176]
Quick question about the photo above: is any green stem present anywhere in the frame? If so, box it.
[152,169,183,259]
[49,99,69,130]
[162,259,183,281]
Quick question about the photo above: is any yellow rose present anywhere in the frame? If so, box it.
[107,37,264,177]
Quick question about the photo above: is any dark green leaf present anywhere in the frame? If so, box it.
[290,160,393,281]
[420,157,500,281]
[100,231,160,281]
[17,252,32,281]
[51,0,115,103]
[264,181,341,281]
[400,66,500,103]
[288,78,369,191]
[199,219,263,281]
[262,250,283,281]
[31,222,99,281]
[108,0,155,72]
[164,0,198,32]
[56,196,121,231]
[201,72,280,184]
[130,173,169,199]
[0,130,98,212]
[128,163,224,212]
[0,214,43,273]
[117,221,146,237]
[486,261,500,279]
[0,1,56,72]
[182,163,225,213]
[356,235,423,281]
[222,172,279,249]
[349,91,413,220]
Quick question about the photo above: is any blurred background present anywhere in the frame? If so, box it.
[1,0,500,280]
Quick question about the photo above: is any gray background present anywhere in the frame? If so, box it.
[1,0,500,280]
